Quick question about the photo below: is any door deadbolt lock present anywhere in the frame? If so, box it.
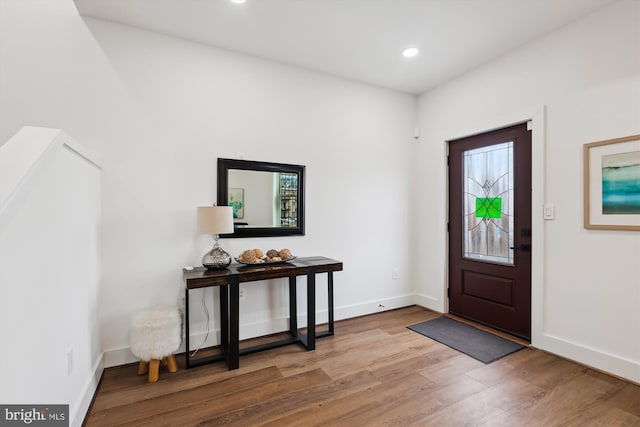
[510,244,531,251]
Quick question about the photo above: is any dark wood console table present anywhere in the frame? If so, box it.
[183,256,343,370]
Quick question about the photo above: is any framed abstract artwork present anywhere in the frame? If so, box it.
[584,134,640,230]
[228,187,244,219]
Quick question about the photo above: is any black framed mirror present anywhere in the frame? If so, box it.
[217,158,305,238]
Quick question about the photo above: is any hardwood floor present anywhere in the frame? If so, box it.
[85,306,640,426]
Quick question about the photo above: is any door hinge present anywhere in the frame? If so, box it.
[447,287,451,297]
[447,222,450,232]
[447,155,450,166]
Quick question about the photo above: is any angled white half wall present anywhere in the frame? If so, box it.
[0,126,102,427]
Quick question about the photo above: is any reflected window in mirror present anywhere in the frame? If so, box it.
[217,158,305,238]
[278,172,298,227]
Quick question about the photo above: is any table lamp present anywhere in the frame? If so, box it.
[197,205,234,270]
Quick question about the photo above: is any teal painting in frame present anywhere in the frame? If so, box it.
[584,134,640,230]
[601,151,640,214]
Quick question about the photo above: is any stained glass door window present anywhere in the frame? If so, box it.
[463,141,514,265]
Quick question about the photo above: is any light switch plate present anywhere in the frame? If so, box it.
[544,204,555,220]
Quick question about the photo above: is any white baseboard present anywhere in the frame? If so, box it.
[334,294,415,320]
[535,332,640,384]
[71,352,104,427]
[413,293,443,313]
[103,345,138,368]
[102,294,416,368]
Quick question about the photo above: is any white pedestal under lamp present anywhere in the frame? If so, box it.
[197,205,234,270]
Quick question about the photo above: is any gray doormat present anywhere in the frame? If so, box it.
[408,316,524,364]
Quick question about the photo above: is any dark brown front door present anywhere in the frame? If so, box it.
[448,123,532,340]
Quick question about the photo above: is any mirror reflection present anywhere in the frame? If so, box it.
[228,169,298,228]
[217,158,305,238]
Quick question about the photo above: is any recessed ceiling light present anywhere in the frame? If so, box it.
[230,0,246,3]
[402,48,419,58]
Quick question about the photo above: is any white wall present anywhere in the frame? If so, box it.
[415,0,640,382]
[0,0,417,371]
[228,169,274,226]
[0,128,102,427]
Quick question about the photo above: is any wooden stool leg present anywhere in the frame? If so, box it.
[137,360,148,375]
[148,359,160,382]
[166,355,178,373]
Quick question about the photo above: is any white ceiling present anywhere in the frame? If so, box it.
[74,0,615,95]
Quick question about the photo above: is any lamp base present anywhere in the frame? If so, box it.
[202,240,231,270]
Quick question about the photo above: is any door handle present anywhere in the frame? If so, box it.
[510,244,531,251]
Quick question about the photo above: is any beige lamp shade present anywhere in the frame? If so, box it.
[197,206,234,235]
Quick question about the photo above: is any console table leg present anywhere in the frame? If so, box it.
[289,276,297,335]
[306,267,316,351]
[328,272,334,335]
[185,287,191,368]
[228,278,240,369]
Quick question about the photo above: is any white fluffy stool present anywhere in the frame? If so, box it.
[130,305,182,382]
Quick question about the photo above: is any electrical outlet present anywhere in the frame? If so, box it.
[392,268,399,280]
[66,348,73,376]
[239,289,244,298]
